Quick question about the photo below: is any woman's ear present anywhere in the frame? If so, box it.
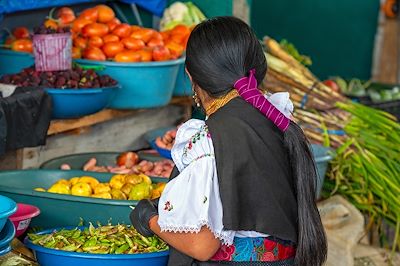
[185,67,193,83]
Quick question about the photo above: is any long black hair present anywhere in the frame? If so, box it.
[186,16,327,266]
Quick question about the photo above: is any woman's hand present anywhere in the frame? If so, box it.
[149,216,221,261]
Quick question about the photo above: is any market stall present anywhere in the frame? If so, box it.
[0,1,399,265]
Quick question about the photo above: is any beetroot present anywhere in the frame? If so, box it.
[0,65,117,89]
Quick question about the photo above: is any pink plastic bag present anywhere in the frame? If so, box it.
[33,33,72,72]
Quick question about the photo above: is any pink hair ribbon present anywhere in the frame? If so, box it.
[233,69,290,132]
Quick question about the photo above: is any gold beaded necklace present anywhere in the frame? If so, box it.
[205,90,239,116]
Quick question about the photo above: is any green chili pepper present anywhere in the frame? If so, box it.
[115,244,129,254]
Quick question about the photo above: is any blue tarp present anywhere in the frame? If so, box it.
[0,0,166,16]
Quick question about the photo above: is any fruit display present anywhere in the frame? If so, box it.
[67,5,189,62]
[1,27,33,53]
[0,65,117,88]
[28,223,168,254]
[155,129,177,150]
[2,5,191,62]
[60,152,174,178]
[36,174,166,200]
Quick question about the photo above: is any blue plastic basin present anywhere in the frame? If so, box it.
[311,144,334,198]
[0,219,16,254]
[75,57,184,109]
[0,195,17,232]
[173,62,192,96]
[25,227,169,266]
[0,49,34,76]
[46,86,117,119]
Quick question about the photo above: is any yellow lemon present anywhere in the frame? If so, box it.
[71,182,92,197]
[94,183,111,194]
[48,183,70,194]
[55,179,71,188]
[34,188,46,192]
[109,174,126,190]
[110,189,127,200]
[78,176,100,190]
[69,177,80,186]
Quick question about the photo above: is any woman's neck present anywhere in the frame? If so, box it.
[205,90,239,116]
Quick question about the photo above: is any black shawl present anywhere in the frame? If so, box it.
[167,97,298,266]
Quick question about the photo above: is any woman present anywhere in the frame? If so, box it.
[131,16,327,266]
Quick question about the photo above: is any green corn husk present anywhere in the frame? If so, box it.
[324,101,400,253]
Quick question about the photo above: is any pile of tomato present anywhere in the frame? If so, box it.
[2,5,191,63]
[3,27,33,53]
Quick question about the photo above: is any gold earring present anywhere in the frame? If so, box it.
[192,91,201,108]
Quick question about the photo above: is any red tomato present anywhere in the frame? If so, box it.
[112,24,132,38]
[103,34,120,43]
[95,4,115,23]
[170,33,186,44]
[57,7,75,17]
[12,27,30,39]
[71,18,91,33]
[165,41,184,59]
[79,8,99,22]
[121,37,145,50]
[81,23,109,37]
[323,80,340,92]
[152,45,171,61]
[83,46,106,61]
[58,13,76,26]
[114,50,141,62]
[146,38,164,48]
[130,28,155,43]
[11,39,33,53]
[137,48,153,62]
[171,25,190,36]
[73,37,88,49]
[88,36,104,48]
[102,41,124,58]
[160,30,171,41]
[106,18,121,31]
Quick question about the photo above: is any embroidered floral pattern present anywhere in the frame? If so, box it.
[211,237,295,262]
[203,196,208,204]
[183,125,211,156]
[164,201,173,211]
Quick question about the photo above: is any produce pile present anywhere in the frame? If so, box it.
[330,77,400,103]
[28,224,168,254]
[1,27,32,53]
[1,4,195,62]
[262,37,400,249]
[36,174,166,200]
[160,1,206,31]
[0,65,117,88]
[61,152,174,178]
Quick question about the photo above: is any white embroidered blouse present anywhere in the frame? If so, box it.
[157,119,268,245]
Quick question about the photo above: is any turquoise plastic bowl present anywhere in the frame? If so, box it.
[173,62,192,96]
[0,195,17,232]
[0,49,34,76]
[75,57,184,109]
[25,226,169,266]
[46,86,118,119]
[0,219,16,254]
